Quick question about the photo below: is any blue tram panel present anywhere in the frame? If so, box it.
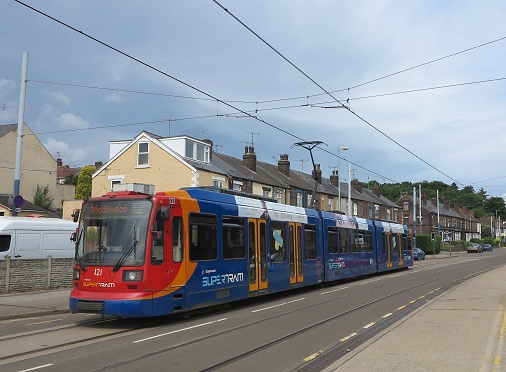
[70,186,413,318]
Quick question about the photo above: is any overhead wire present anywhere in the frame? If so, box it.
[14,0,395,183]
[18,1,503,186]
[212,0,467,187]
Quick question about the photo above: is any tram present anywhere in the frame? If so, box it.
[69,184,413,317]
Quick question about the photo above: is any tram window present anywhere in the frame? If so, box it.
[328,227,339,254]
[362,231,373,252]
[394,234,401,255]
[305,224,317,260]
[382,233,388,255]
[403,234,412,251]
[339,228,348,254]
[349,230,358,253]
[390,234,398,255]
[172,216,183,263]
[270,221,286,263]
[150,212,165,265]
[189,213,217,261]
[223,216,245,259]
[248,222,256,284]
[260,222,267,281]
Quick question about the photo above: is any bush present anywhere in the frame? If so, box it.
[415,234,441,254]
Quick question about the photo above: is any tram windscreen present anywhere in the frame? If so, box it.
[76,199,152,267]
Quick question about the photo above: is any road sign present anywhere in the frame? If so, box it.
[13,195,24,208]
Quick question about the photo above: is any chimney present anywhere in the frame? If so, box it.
[469,210,475,217]
[352,181,362,193]
[312,164,322,183]
[95,161,103,169]
[243,146,256,172]
[421,194,427,205]
[431,197,437,205]
[454,203,459,213]
[444,201,449,210]
[330,170,339,187]
[278,154,290,177]
[56,157,63,166]
[372,186,381,198]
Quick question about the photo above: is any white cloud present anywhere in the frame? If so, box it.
[43,137,88,165]
[54,112,89,130]
[51,92,72,107]
[104,93,126,103]
[36,105,89,130]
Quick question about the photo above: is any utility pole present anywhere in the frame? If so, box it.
[12,52,29,217]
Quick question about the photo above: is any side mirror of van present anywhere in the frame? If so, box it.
[70,228,78,242]
[71,209,81,223]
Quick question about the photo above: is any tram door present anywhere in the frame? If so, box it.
[248,219,268,292]
[169,215,187,288]
[289,223,304,284]
[384,232,393,268]
[397,234,404,265]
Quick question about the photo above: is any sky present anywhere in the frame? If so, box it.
[2,0,506,199]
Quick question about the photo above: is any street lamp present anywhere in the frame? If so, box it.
[338,146,348,212]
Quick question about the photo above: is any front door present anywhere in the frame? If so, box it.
[248,219,268,292]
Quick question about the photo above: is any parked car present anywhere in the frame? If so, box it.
[467,243,482,253]
[413,247,426,260]
[482,244,493,252]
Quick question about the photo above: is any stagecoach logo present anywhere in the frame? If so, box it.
[202,272,244,287]
[82,281,116,288]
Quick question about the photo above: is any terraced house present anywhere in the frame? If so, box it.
[92,131,403,223]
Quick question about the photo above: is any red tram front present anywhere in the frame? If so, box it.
[69,185,192,317]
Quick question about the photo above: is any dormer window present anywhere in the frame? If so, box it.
[137,142,150,166]
[185,139,210,163]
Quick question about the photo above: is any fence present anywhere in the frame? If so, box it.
[0,256,74,293]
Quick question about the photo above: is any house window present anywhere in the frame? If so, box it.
[386,208,391,221]
[374,205,379,219]
[185,139,210,163]
[403,201,409,211]
[111,179,122,191]
[232,181,242,191]
[353,202,358,216]
[296,192,303,207]
[328,197,333,211]
[274,190,282,203]
[137,142,149,166]
[262,187,271,198]
[393,209,398,222]
[307,194,312,207]
[368,206,373,218]
[213,177,224,188]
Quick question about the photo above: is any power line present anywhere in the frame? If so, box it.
[21,1,490,188]
[212,0,465,187]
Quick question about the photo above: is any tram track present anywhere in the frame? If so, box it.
[2,255,502,370]
[91,256,505,371]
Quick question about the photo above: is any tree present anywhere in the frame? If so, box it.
[64,174,78,185]
[34,184,53,209]
[75,165,95,199]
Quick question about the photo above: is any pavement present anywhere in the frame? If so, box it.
[1,250,505,371]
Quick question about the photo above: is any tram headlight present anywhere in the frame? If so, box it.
[123,270,143,282]
[73,268,80,280]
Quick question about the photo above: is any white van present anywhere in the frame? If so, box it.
[0,217,77,259]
